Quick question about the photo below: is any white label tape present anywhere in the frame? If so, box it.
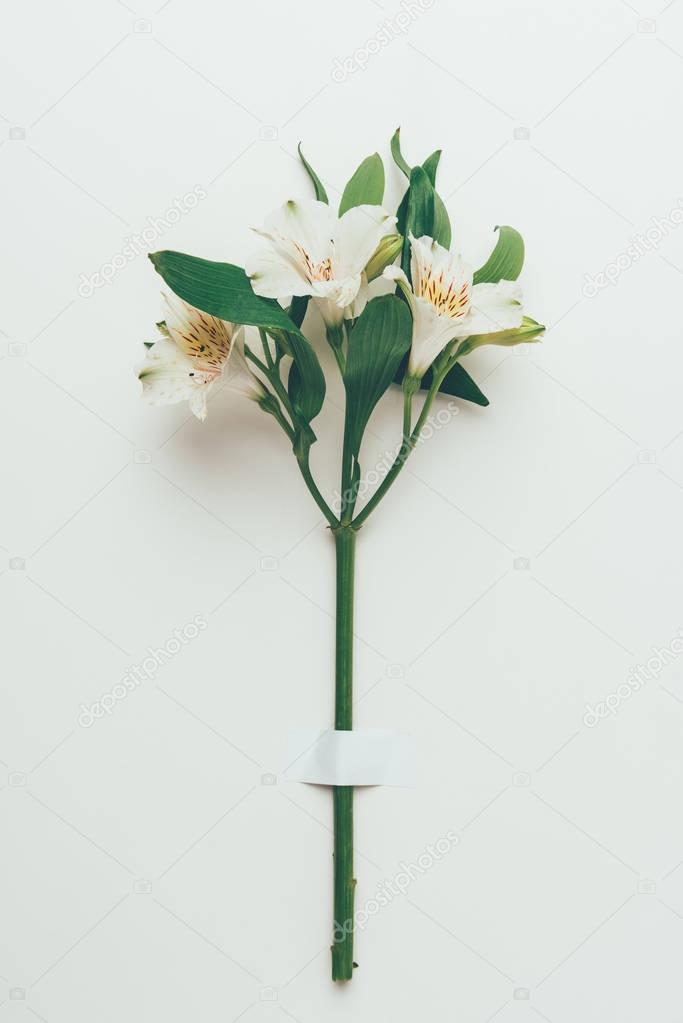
[284,728,416,787]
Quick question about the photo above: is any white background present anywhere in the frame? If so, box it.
[3,0,683,1019]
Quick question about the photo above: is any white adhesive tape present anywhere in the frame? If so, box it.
[285,728,416,787]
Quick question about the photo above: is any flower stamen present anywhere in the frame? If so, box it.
[296,243,334,283]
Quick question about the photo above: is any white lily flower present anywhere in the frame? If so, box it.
[245,199,397,327]
[385,234,524,378]
[138,293,266,421]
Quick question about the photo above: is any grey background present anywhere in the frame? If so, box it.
[3,0,683,1020]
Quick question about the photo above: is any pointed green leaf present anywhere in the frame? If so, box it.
[396,188,409,238]
[338,153,385,215]
[436,362,489,405]
[400,166,435,276]
[150,250,297,335]
[473,226,525,284]
[297,144,329,204]
[422,149,441,185]
[285,332,326,423]
[287,360,311,428]
[432,192,452,249]
[149,249,325,423]
[390,127,411,178]
[422,150,451,248]
[396,154,451,254]
[344,295,412,456]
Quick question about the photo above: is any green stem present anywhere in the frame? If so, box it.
[402,378,414,438]
[351,373,430,529]
[331,525,356,982]
[247,348,297,429]
[339,428,355,526]
[258,328,275,369]
[248,346,339,529]
[297,453,339,529]
[260,394,295,443]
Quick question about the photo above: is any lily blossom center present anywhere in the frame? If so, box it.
[417,268,471,319]
[246,198,397,326]
[300,248,334,283]
[173,305,232,375]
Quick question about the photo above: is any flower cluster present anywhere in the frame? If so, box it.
[138,132,543,428]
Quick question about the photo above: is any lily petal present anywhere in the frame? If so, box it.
[138,338,216,421]
[312,274,362,310]
[345,272,370,320]
[384,266,454,377]
[246,199,335,300]
[334,206,397,277]
[246,242,314,301]
[409,234,473,319]
[458,280,523,337]
[407,297,461,377]
[262,199,333,266]
[188,388,210,421]
[383,265,414,310]
[226,327,268,401]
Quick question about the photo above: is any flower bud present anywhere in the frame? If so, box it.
[455,317,545,358]
[364,234,403,282]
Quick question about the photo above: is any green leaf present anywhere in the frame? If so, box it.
[287,360,308,425]
[421,151,451,248]
[436,362,489,405]
[390,133,441,185]
[390,127,411,178]
[401,166,435,276]
[473,226,525,284]
[287,295,309,329]
[394,140,451,252]
[297,144,328,204]
[149,249,325,423]
[344,295,412,457]
[285,332,326,423]
[150,250,297,335]
[422,149,441,185]
[393,357,489,407]
[338,153,385,215]
[432,192,452,249]
[396,189,409,239]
